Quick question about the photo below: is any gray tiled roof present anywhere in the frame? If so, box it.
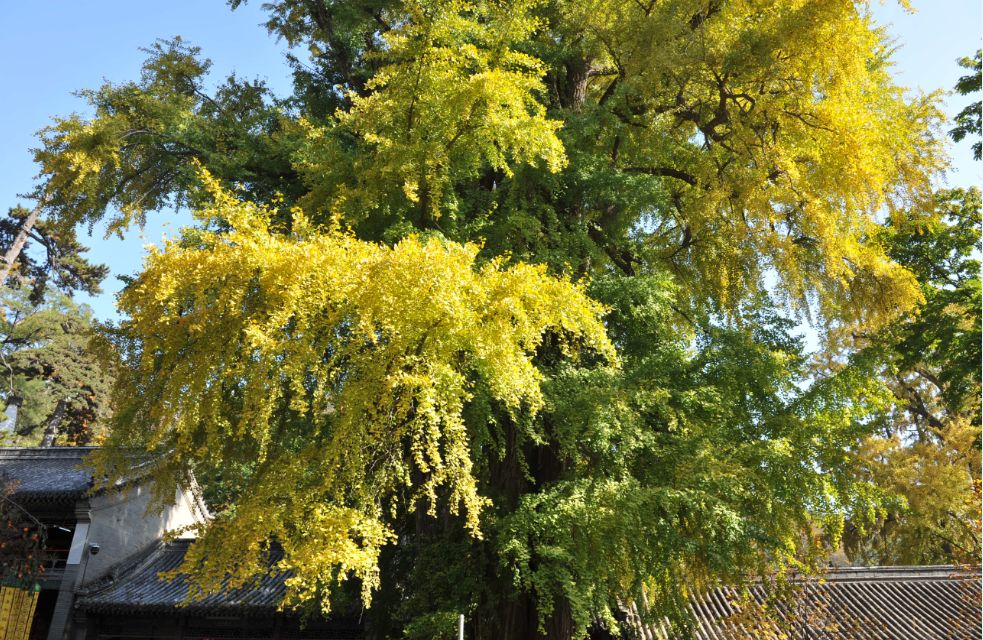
[0,447,96,502]
[635,565,982,640]
[80,542,981,639]
[77,539,290,615]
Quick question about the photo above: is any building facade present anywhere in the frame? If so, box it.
[0,447,207,640]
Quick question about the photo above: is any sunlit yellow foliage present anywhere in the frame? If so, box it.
[32,40,211,235]
[849,417,981,564]
[92,171,614,611]
[296,0,566,226]
[546,0,942,323]
[29,1,942,329]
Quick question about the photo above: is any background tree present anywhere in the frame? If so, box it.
[950,50,981,161]
[833,52,982,565]
[25,1,956,638]
[1,287,112,446]
[838,187,981,564]
[0,206,106,304]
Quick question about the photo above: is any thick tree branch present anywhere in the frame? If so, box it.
[623,166,698,186]
[1,195,48,288]
[587,222,636,276]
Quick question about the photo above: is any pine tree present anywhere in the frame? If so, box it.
[1,287,112,446]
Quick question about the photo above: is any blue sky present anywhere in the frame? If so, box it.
[0,0,980,321]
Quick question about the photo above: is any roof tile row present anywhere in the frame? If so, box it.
[632,565,981,640]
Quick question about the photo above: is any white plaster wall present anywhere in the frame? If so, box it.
[81,483,207,584]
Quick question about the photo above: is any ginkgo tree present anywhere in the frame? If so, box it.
[98,167,614,599]
[17,0,966,638]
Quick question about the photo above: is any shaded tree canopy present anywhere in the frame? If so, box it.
[12,1,972,638]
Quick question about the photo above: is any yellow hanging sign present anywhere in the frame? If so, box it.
[0,587,38,640]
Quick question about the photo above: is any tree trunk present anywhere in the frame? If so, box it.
[561,56,593,112]
[471,578,575,640]
[470,411,577,640]
[0,396,20,432]
[40,397,67,447]
[0,196,47,287]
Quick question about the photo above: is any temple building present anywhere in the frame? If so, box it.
[0,447,359,640]
[0,447,979,640]
[0,447,207,639]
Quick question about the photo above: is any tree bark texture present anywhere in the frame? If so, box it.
[40,397,67,447]
[0,196,46,287]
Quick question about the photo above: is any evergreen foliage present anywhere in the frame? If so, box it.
[0,288,112,446]
[951,50,981,161]
[0,208,107,303]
